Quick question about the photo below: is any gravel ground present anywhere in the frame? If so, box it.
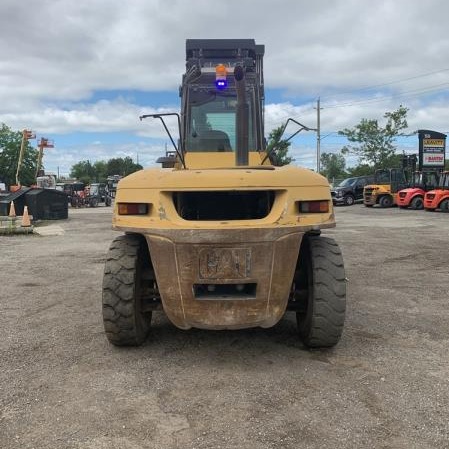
[1,205,448,449]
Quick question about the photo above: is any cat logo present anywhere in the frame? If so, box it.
[199,247,251,279]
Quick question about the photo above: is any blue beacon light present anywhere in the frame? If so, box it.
[215,64,228,90]
[215,79,227,90]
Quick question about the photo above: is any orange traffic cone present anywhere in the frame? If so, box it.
[9,201,16,217]
[21,206,31,227]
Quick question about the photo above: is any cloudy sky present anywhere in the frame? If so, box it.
[1,0,449,175]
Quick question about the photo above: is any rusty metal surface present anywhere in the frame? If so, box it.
[145,227,302,330]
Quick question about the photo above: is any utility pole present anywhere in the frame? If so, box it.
[315,97,322,173]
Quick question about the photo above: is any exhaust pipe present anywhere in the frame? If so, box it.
[234,65,249,166]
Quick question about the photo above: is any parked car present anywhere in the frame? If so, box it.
[331,175,374,206]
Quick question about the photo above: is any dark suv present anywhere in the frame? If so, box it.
[331,175,374,206]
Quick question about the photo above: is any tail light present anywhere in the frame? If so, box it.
[117,203,149,215]
[298,200,329,213]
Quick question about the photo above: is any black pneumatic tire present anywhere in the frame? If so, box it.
[379,195,393,208]
[343,194,355,206]
[297,236,346,348]
[102,234,152,346]
[410,196,424,210]
[439,199,449,212]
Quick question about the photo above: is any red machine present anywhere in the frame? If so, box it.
[397,171,439,210]
[424,171,449,212]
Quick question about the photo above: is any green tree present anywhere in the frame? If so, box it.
[266,124,293,166]
[0,123,38,187]
[70,157,142,184]
[320,152,346,181]
[106,157,142,177]
[339,106,409,169]
[93,160,108,182]
[346,164,374,177]
[70,160,97,184]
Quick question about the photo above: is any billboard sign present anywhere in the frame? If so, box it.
[418,130,446,170]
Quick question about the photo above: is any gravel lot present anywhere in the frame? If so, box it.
[1,205,449,449]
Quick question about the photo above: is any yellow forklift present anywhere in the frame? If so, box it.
[363,155,416,207]
[102,39,346,348]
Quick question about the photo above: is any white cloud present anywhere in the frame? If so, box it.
[1,0,449,173]
[2,0,449,100]
[0,99,180,136]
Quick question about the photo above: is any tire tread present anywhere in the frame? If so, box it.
[102,234,151,346]
[300,236,346,348]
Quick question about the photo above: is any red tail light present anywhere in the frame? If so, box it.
[117,203,149,215]
[298,200,329,213]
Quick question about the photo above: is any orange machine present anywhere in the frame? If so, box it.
[424,171,449,212]
[397,171,439,210]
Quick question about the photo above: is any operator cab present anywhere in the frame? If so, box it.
[411,171,439,190]
[438,172,449,189]
[185,72,260,152]
[141,39,314,169]
[186,89,252,152]
[182,39,265,155]
[372,168,408,194]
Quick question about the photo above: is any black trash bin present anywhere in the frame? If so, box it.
[25,189,68,220]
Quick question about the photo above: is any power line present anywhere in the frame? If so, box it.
[321,67,449,102]
[267,69,449,138]
[322,82,449,109]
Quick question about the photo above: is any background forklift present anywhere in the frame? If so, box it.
[69,182,87,207]
[424,171,449,212]
[363,154,416,208]
[88,183,110,207]
[69,182,110,207]
[397,170,440,209]
[105,175,122,205]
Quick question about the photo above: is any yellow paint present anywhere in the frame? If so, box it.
[181,151,270,169]
[113,160,335,231]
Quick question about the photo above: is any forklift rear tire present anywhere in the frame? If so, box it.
[379,196,393,208]
[102,235,152,346]
[296,236,346,348]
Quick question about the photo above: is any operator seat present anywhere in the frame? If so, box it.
[196,130,232,152]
